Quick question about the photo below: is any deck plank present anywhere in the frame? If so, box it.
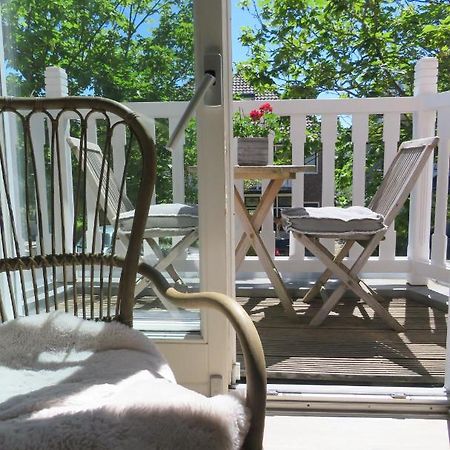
[237,295,447,386]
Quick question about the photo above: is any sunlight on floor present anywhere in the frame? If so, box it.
[263,414,449,450]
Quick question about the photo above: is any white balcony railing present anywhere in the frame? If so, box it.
[43,58,449,287]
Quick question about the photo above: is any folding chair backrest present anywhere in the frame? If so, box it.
[369,136,439,226]
[67,137,134,220]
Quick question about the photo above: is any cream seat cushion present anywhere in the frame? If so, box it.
[282,206,386,236]
[119,203,198,236]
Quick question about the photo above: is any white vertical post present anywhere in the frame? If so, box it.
[321,114,337,254]
[111,124,126,183]
[261,132,275,256]
[407,57,438,284]
[169,117,186,203]
[431,108,449,266]
[84,117,102,252]
[379,112,401,260]
[30,116,51,253]
[350,113,368,260]
[0,13,15,254]
[351,113,368,207]
[45,66,68,97]
[232,136,244,250]
[0,13,15,317]
[321,114,337,207]
[290,114,307,259]
[445,290,450,392]
[194,0,234,394]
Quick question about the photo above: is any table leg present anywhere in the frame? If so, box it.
[235,180,283,268]
[234,186,297,319]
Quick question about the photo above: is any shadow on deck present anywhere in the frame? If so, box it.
[236,287,448,386]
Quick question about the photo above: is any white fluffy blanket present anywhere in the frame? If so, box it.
[0,312,248,449]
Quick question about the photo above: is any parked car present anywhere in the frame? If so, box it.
[275,231,290,256]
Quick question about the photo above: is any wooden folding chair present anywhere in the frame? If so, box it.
[282,136,439,331]
[67,137,199,299]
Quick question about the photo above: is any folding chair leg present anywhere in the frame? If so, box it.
[302,240,354,304]
[297,232,403,331]
[364,282,388,305]
[355,278,403,331]
[320,234,393,312]
[135,230,198,299]
[311,238,380,310]
[135,240,185,298]
[310,283,347,327]
[302,268,332,303]
[146,238,185,284]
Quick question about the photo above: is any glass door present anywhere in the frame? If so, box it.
[0,0,235,395]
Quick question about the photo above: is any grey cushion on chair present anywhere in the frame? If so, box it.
[282,206,386,236]
[119,203,198,236]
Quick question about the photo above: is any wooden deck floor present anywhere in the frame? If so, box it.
[236,294,447,386]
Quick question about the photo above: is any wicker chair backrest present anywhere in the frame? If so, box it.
[0,97,156,326]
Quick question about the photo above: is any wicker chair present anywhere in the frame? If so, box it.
[0,97,266,449]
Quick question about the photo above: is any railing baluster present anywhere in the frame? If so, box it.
[431,107,450,266]
[320,114,337,207]
[261,133,275,256]
[23,117,40,313]
[169,116,186,204]
[233,137,244,254]
[320,114,338,255]
[290,114,307,259]
[351,113,369,206]
[54,116,70,312]
[350,113,369,260]
[0,118,18,319]
[380,112,401,260]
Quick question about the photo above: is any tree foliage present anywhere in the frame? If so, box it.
[1,0,194,101]
[2,0,195,202]
[238,0,450,98]
[237,0,449,254]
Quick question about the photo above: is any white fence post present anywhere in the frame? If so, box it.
[45,66,68,97]
[169,117,186,203]
[407,57,438,285]
[380,112,401,261]
[431,107,449,267]
[290,114,307,259]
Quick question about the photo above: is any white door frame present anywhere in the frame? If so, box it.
[195,0,236,394]
[156,0,236,395]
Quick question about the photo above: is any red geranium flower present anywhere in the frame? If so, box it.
[249,109,263,121]
[233,102,279,138]
[259,102,273,113]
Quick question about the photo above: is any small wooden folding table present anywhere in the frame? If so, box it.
[234,164,315,319]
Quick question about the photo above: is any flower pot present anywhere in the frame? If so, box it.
[237,137,269,166]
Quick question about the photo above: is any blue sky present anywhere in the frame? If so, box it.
[231,2,255,63]
[230,3,339,99]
